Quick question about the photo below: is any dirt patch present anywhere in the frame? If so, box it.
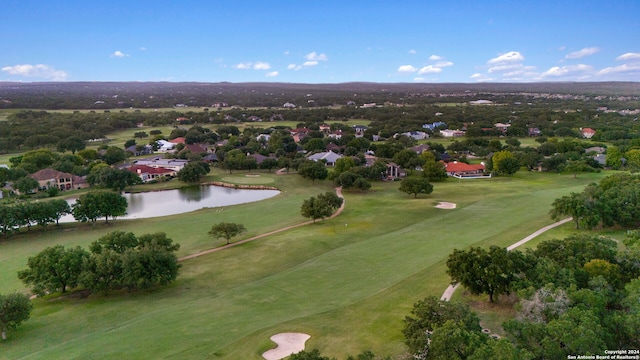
[435,202,456,209]
[262,333,311,360]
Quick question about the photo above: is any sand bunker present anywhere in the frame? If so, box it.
[435,202,456,209]
[262,333,311,360]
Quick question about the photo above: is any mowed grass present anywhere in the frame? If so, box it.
[0,171,610,359]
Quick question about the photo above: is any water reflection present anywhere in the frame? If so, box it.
[60,185,279,222]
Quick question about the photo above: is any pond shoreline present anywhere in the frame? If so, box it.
[125,181,279,194]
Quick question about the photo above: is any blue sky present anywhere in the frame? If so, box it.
[2,0,639,83]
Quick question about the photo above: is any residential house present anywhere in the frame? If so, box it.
[184,144,207,154]
[411,144,431,154]
[528,127,542,137]
[593,154,607,166]
[125,144,153,156]
[422,121,446,131]
[203,153,219,163]
[290,128,310,143]
[127,165,176,182]
[133,158,189,172]
[399,131,429,140]
[385,162,406,180]
[327,130,343,140]
[283,102,296,108]
[256,134,271,142]
[440,129,466,137]
[29,168,89,191]
[326,143,343,153]
[307,150,343,166]
[156,140,176,153]
[170,137,186,145]
[442,161,487,178]
[494,123,511,133]
[353,125,368,138]
[581,128,596,139]
[585,146,606,154]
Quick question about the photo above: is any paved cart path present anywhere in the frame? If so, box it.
[440,217,573,301]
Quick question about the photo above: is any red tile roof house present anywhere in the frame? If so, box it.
[126,165,176,183]
[442,161,490,179]
[29,168,89,191]
[581,128,596,139]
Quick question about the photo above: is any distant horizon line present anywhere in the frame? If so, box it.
[1,80,639,85]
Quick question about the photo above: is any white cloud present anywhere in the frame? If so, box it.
[111,50,129,58]
[429,55,443,61]
[488,51,524,64]
[413,77,425,82]
[434,61,453,68]
[598,63,640,75]
[488,63,525,73]
[266,71,279,77]
[616,52,640,61]
[397,65,417,73]
[287,52,328,71]
[139,47,147,51]
[565,47,600,59]
[235,62,252,70]
[541,64,593,77]
[408,49,417,54]
[1,64,68,80]
[284,51,291,55]
[418,65,442,74]
[305,51,328,61]
[253,61,271,70]
[470,73,493,82]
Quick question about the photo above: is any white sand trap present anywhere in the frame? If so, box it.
[435,202,456,209]
[262,333,311,360]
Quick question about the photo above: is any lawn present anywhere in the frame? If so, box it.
[0,170,610,359]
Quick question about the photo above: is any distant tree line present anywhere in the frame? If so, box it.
[0,191,127,236]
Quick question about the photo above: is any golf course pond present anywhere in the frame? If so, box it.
[60,185,280,222]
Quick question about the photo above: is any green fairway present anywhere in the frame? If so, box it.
[0,170,611,359]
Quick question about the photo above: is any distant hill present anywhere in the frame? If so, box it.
[1,81,639,109]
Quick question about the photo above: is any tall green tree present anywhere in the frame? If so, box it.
[72,191,127,223]
[298,160,328,184]
[300,192,342,223]
[399,177,433,198]
[208,222,247,245]
[0,293,32,340]
[177,161,210,182]
[87,167,142,192]
[446,246,528,303]
[18,245,89,296]
[403,296,482,358]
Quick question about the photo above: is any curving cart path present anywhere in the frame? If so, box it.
[440,217,573,301]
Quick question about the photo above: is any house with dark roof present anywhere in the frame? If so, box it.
[184,144,207,154]
[29,168,89,191]
[411,144,431,154]
[125,144,153,157]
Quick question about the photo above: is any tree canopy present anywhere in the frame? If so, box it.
[208,222,247,245]
[0,293,32,340]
